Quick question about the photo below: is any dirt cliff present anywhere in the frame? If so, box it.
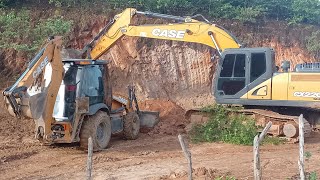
[0,9,318,110]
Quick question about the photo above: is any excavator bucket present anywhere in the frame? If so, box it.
[124,86,160,129]
[139,110,160,128]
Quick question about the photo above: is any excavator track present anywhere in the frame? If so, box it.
[186,107,312,142]
[235,108,312,141]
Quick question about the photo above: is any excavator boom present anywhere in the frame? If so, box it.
[84,8,241,60]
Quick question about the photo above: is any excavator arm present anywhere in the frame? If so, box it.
[83,8,241,60]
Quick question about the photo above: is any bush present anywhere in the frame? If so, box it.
[234,6,264,23]
[305,30,320,57]
[190,105,286,146]
[290,0,320,25]
[190,105,257,145]
[0,10,30,50]
[309,172,318,180]
[33,18,73,47]
[0,10,72,53]
[2,0,320,25]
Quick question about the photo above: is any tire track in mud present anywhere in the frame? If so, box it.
[0,151,38,164]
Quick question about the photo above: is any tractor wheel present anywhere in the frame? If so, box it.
[80,111,111,151]
[123,112,140,140]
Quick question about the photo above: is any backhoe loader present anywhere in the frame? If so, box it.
[2,36,159,150]
[3,8,320,147]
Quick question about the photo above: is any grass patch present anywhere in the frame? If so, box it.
[262,136,286,145]
[189,105,287,146]
[309,171,318,180]
[190,105,257,145]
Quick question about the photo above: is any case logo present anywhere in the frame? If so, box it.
[152,29,185,39]
[33,56,49,79]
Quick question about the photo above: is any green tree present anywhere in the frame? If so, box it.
[256,0,292,20]
[291,0,320,24]
[0,10,72,53]
[305,30,320,57]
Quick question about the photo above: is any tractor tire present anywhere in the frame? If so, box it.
[80,111,111,151]
[123,112,140,140]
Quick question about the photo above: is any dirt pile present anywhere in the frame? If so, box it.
[0,95,38,167]
[0,113,34,141]
[139,99,189,135]
[0,96,35,143]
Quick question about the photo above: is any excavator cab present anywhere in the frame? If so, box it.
[214,48,276,104]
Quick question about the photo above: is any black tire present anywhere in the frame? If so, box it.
[80,111,111,150]
[123,112,140,140]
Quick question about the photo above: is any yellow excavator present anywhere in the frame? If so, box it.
[2,8,318,148]
[83,8,318,139]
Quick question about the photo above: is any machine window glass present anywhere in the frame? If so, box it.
[53,64,78,121]
[82,66,102,97]
[64,66,77,85]
[80,65,104,105]
[250,53,266,82]
[220,54,235,77]
[63,66,78,117]
[217,53,246,96]
[233,54,245,77]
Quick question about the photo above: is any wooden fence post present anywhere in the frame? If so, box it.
[178,134,192,180]
[86,137,93,180]
[298,114,305,180]
[254,121,272,180]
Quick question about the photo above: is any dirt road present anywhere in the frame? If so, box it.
[1,123,320,179]
[1,97,320,180]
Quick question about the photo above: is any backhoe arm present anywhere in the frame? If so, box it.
[3,37,64,140]
[84,8,241,60]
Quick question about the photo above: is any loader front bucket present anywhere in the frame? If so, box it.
[139,111,160,128]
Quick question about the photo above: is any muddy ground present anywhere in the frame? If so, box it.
[1,97,320,180]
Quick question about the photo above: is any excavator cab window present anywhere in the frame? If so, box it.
[250,53,266,82]
[217,54,246,95]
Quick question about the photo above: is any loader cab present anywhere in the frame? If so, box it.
[214,48,276,104]
[53,60,110,122]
